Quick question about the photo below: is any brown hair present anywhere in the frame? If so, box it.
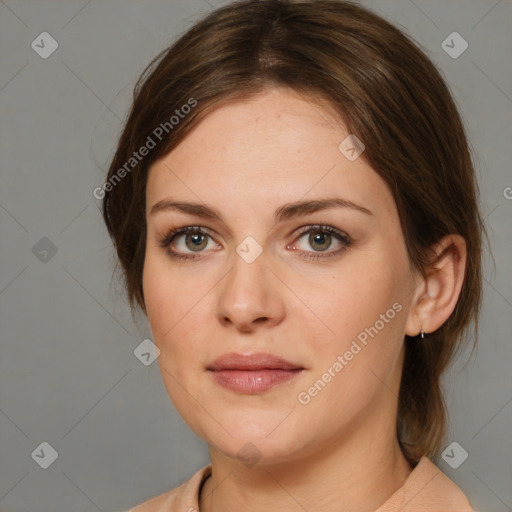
[101,0,484,462]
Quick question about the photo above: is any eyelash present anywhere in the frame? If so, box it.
[158,224,352,261]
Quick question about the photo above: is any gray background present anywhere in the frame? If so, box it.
[0,0,511,511]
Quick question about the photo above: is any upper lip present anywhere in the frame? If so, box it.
[207,352,303,371]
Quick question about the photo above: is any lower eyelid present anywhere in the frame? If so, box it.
[299,245,349,260]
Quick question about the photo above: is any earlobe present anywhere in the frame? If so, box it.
[405,235,467,337]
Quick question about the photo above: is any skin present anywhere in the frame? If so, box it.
[142,88,466,512]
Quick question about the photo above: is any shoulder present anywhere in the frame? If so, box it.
[127,465,212,512]
[411,456,475,510]
[377,456,475,511]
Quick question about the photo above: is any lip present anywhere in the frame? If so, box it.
[207,352,305,394]
[207,352,303,371]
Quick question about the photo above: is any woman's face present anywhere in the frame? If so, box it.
[143,88,419,465]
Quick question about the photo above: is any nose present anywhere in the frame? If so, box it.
[215,249,286,333]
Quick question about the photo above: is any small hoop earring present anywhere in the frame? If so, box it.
[420,326,425,339]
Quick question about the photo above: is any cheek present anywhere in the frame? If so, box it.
[143,250,195,337]
[298,252,408,402]
[306,260,403,348]
[142,257,206,424]
[142,252,212,377]
[142,260,169,342]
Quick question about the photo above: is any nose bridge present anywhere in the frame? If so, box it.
[216,245,282,329]
[226,248,269,309]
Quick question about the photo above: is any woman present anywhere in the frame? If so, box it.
[101,1,484,510]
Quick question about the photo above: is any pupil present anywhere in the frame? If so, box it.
[310,232,331,251]
[187,233,207,251]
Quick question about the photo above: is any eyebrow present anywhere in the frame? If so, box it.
[150,197,373,223]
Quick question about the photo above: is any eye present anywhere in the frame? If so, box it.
[158,226,220,260]
[288,225,351,260]
[159,224,352,261]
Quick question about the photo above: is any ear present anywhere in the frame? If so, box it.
[405,234,467,337]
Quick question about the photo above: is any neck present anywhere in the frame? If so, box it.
[199,406,413,512]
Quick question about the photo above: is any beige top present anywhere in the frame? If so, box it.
[128,456,475,512]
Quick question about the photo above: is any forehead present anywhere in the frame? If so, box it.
[157,88,346,169]
[145,88,396,222]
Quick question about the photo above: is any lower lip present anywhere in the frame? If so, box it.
[209,369,304,393]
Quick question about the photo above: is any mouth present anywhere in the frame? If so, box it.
[207,352,305,394]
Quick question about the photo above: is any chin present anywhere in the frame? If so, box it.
[212,434,307,467]
[196,410,314,466]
